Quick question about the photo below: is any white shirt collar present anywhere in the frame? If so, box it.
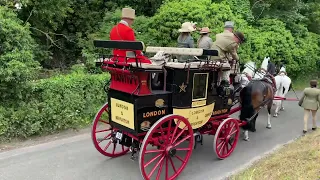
[120,20,129,26]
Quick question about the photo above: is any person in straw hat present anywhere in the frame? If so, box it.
[109,7,151,63]
[197,27,213,49]
[196,27,213,60]
[298,80,320,134]
[176,22,196,62]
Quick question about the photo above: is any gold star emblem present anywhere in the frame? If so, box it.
[155,99,164,107]
[179,82,187,93]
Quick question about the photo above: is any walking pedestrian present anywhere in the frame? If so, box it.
[298,80,320,134]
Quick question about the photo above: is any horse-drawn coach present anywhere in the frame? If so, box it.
[91,40,298,180]
[91,40,249,180]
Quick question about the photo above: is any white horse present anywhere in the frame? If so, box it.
[253,57,269,79]
[273,67,291,117]
[238,61,255,87]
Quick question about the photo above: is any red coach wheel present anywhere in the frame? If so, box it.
[139,114,194,180]
[91,102,129,157]
[213,118,240,160]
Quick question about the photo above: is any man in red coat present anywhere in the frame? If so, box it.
[109,8,151,64]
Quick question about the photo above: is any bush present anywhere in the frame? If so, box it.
[0,71,110,140]
[148,0,238,46]
[0,6,40,103]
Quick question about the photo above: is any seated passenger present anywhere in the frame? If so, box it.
[197,27,213,60]
[210,30,245,88]
[176,22,196,62]
[109,8,151,64]
[197,27,213,49]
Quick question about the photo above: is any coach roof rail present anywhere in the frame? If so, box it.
[93,40,219,56]
[146,46,218,56]
[93,40,145,51]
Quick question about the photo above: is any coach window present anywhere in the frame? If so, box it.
[192,73,209,101]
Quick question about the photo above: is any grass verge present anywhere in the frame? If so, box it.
[231,129,320,180]
[292,74,320,91]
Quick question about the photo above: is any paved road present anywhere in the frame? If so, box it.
[0,92,313,180]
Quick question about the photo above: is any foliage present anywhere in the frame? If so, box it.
[224,0,255,22]
[17,0,107,68]
[1,0,319,73]
[80,0,320,79]
[301,1,320,34]
[0,71,110,140]
[1,0,320,140]
[0,6,40,103]
[107,0,163,16]
[249,0,307,25]
[147,0,238,46]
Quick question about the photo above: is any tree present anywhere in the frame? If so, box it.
[0,6,40,103]
[301,1,320,34]
[17,0,107,68]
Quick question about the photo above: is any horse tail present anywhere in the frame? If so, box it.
[239,83,255,124]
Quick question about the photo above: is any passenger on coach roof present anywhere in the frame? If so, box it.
[197,27,213,60]
[197,27,213,49]
[210,21,245,88]
[109,8,151,64]
[176,22,196,62]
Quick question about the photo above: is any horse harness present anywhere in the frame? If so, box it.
[248,74,276,108]
[245,77,276,122]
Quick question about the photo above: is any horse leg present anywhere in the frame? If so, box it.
[280,100,284,111]
[243,130,249,141]
[280,87,288,111]
[267,101,272,129]
[273,100,280,117]
[251,113,258,132]
[281,81,290,111]
[280,87,285,111]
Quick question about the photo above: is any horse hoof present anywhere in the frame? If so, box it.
[273,114,277,117]
[280,107,284,111]
[243,138,250,141]
[266,126,272,129]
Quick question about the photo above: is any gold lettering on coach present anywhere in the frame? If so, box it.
[143,109,166,118]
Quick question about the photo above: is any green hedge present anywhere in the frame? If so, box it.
[0,71,110,140]
[84,0,320,79]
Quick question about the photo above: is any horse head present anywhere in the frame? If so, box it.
[240,61,255,86]
[242,61,255,77]
[278,66,287,76]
